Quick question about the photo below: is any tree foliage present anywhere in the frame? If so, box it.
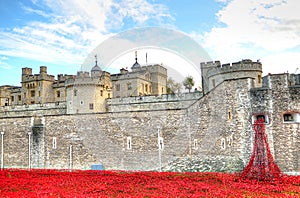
[183,76,195,93]
[167,78,182,94]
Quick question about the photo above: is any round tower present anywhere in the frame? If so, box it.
[201,59,262,93]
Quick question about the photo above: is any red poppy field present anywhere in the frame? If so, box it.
[0,169,299,197]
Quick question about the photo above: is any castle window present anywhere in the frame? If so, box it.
[30,90,35,97]
[127,83,132,90]
[100,90,103,96]
[74,90,77,96]
[283,113,299,123]
[38,91,41,97]
[108,93,111,98]
[80,101,84,105]
[158,137,164,150]
[11,96,14,102]
[127,137,132,150]
[258,75,262,83]
[221,138,226,150]
[253,114,269,124]
[194,139,198,150]
[284,114,293,122]
[161,87,164,93]
[116,84,120,91]
[228,110,232,120]
[52,137,57,149]
[89,103,94,110]
[145,84,148,92]
[18,95,21,101]
[227,135,233,147]
[56,91,60,98]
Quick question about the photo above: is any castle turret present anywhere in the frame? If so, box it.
[201,59,262,94]
[91,55,102,78]
[131,51,141,71]
[200,61,221,94]
[22,67,33,82]
[40,66,47,74]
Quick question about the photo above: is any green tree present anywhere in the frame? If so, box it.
[167,77,182,94]
[183,76,195,93]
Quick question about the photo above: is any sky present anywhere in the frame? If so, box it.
[0,0,299,87]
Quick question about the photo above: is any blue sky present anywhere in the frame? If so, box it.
[0,0,299,86]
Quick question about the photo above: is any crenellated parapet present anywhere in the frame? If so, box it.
[201,59,263,94]
[206,59,262,77]
[21,66,55,83]
[57,74,76,82]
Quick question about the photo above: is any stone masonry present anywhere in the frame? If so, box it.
[0,60,299,174]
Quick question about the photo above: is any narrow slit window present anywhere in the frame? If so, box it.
[221,138,226,150]
[127,137,132,150]
[194,139,198,150]
[89,103,94,110]
[52,137,57,149]
[57,91,61,98]
[228,110,232,120]
[158,137,164,150]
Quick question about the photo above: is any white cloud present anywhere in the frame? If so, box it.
[106,0,173,29]
[201,0,300,72]
[261,52,300,75]
[0,56,12,70]
[0,0,173,68]
[22,5,51,18]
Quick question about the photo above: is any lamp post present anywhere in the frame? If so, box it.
[157,126,162,172]
[69,145,73,172]
[1,131,4,169]
[28,132,31,169]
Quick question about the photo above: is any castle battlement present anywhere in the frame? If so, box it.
[261,73,300,89]
[77,71,90,78]
[0,102,66,117]
[21,66,55,82]
[57,74,76,82]
[200,61,221,68]
[201,59,263,94]
[207,60,262,77]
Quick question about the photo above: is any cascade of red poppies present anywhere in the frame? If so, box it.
[241,118,282,181]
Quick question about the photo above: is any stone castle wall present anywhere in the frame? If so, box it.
[107,92,202,112]
[250,74,300,173]
[0,102,67,118]
[0,78,256,171]
[0,75,299,173]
